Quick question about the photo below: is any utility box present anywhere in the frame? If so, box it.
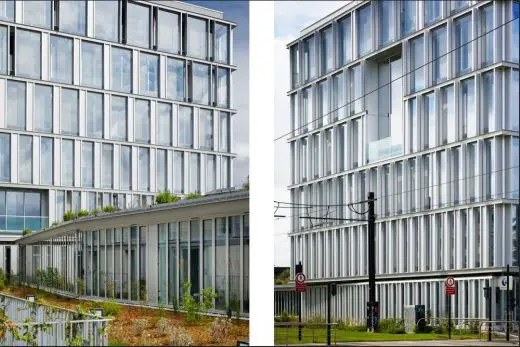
[404,305,426,333]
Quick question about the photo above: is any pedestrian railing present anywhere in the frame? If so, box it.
[478,320,520,342]
[274,322,338,346]
[0,293,112,346]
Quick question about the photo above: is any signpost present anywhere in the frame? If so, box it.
[444,277,456,339]
[295,262,304,341]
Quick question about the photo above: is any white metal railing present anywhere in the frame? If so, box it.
[0,293,111,346]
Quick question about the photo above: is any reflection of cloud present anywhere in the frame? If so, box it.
[274,1,348,266]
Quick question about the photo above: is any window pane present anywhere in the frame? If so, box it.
[187,16,207,59]
[432,26,447,83]
[139,53,159,97]
[332,73,345,120]
[127,2,149,48]
[303,36,315,81]
[111,47,132,93]
[60,0,86,35]
[318,80,329,126]
[409,98,418,152]
[221,156,229,188]
[424,92,436,148]
[0,27,6,74]
[461,78,476,138]
[481,5,494,67]
[193,63,210,105]
[157,103,172,146]
[138,147,149,191]
[0,134,9,182]
[425,0,441,25]
[111,96,127,140]
[82,142,94,187]
[82,42,103,88]
[509,70,519,131]
[190,153,200,193]
[134,100,150,143]
[40,137,53,185]
[94,0,118,42]
[401,0,416,36]
[51,36,73,84]
[0,0,14,22]
[199,109,213,150]
[512,2,519,63]
[220,112,229,152]
[19,135,32,184]
[321,26,333,73]
[61,89,79,135]
[167,58,185,101]
[174,151,184,194]
[102,144,113,189]
[339,15,351,65]
[351,65,362,114]
[86,92,103,138]
[216,68,229,107]
[441,85,455,143]
[158,10,180,54]
[215,23,228,63]
[455,15,472,75]
[6,81,26,130]
[410,36,424,92]
[156,149,167,192]
[62,140,74,186]
[206,154,215,192]
[358,5,372,56]
[482,71,495,132]
[302,87,312,132]
[379,1,395,46]
[120,146,131,190]
[179,106,193,148]
[16,30,41,79]
[34,85,53,133]
[24,1,51,28]
[290,45,299,88]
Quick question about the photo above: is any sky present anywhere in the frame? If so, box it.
[185,1,250,188]
[274,1,349,267]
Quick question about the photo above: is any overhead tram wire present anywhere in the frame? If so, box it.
[273,16,519,142]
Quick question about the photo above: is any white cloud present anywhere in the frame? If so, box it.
[273,1,348,266]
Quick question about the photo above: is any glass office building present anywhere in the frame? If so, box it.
[17,191,249,316]
[0,0,236,238]
[281,0,519,322]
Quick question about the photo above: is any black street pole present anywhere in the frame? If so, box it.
[448,294,451,339]
[367,192,376,332]
[508,264,511,342]
[488,285,492,342]
[296,261,302,341]
[327,283,331,346]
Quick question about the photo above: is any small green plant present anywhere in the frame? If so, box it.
[378,317,405,334]
[275,311,290,323]
[63,211,77,222]
[242,176,249,190]
[77,209,89,218]
[230,297,240,320]
[184,193,203,200]
[22,228,32,236]
[158,304,166,318]
[182,283,198,323]
[155,191,180,204]
[172,297,179,313]
[99,300,121,317]
[103,205,117,213]
[90,208,101,216]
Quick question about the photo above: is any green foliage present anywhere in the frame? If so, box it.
[155,191,180,204]
[103,205,117,213]
[181,282,218,324]
[275,311,290,323]
[274,268,290,285]
[51,221,59,227]
[307,315,326,324]
[242,177,249,190]
[377,318,405,334]
[172,296,179,313]
[184,193,203,200]
[22,228,32,236]
[90,208,101,217]
[77,278,86,295]
[77,209,89,218]
[99,300,122,317]
[230,297,240,320]
[63,211,78,222]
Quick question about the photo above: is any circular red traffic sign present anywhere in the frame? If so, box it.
[445,276,455,287]
[295,272,306,284]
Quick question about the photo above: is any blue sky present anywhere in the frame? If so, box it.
[185,1,250,187]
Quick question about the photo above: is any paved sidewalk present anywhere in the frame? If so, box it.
[339,340,517,346]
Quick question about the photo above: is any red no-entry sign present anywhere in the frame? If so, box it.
[295,272,306,292]
[445,276,456,295]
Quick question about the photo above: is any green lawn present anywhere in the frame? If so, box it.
[274,327,481,345]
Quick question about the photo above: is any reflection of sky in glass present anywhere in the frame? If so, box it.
[121,146,131,190]
[60,0,86,35]
[158,10,179,54]
[215,23,228,63]
[24,1,51,28]
[187,17,207,59]
[62,140,74,186]
[40,138,53,185]
[94,0,118,42]
[217,68,228,107]
[167,58,184,101]
[179,107,193,147]
[127,2,150,48]
[111,48,132,93]
[157,103,172,145]
[17,30,41,79]
[35,85,53,133]
[193,63,209,104]
[135,100,150,143]
[19,136,32,183]
[51,36,73,84]
[140,53,158,96]
[61,89,78,135]
[111,96,127,140]
[82,42,103,88]
[139,148,150,191]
